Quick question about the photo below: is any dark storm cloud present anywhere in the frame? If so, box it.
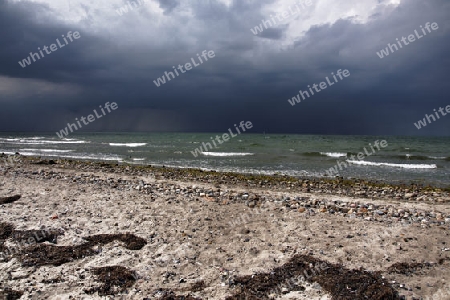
[0,0,449,135]
[258,27,285,40]
[156,0,179,15]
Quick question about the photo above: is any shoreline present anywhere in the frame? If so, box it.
[2,153,449,199]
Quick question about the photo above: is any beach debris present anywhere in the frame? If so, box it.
[0,287,23,300]
[0,195,21,205]
[83,233,147,250]
[15,233,147,267]
[84,266,137,296]
[387,262,434,276]
[225,254,400,300]
[12,228,63,244]
[34,159,56,165]
[0,222,14,239]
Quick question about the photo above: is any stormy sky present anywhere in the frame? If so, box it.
[0,0,449,135]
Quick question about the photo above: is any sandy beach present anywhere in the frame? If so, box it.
[1,155,449,299]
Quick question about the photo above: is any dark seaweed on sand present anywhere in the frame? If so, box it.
[12,229,62,244]
[19,243,97,267]
[0,222,14,239]
[225,254,400,300]
[387,261,434,276]
[84,266,137,296]
[83,233,147,250]
[0,223,15,262]
[16,233,147,267]
[0,287,24,300]
[1,222,147,269]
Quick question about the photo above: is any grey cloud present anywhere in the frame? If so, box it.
[0,0,449,135]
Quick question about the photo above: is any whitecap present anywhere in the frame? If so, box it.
[109,143,147,147]
[347,160,436,169]
[320,152,347,158]
[201,152,254,157]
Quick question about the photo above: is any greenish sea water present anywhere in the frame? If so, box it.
[1,133,449,187]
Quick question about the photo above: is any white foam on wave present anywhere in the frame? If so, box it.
[3,139,87,145]
[34,140,87,144]
[320,152,347,158]
[17,151,123,162]
[347,160,437,169]
[201,152,254,157]
[0,137,45,141]
[109,143,147,147]
[59,154,123,161]
[0,151,16,155]
[132,158,146,161]
[21,148,73,153]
